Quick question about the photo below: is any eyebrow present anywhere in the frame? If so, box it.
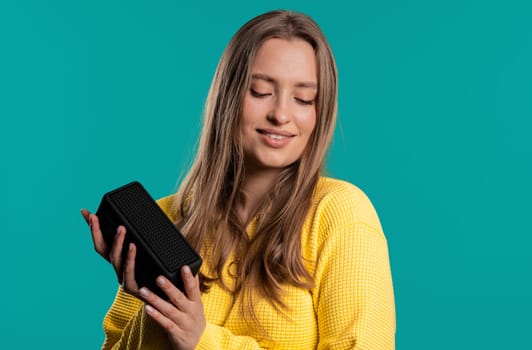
[251,73,318,89]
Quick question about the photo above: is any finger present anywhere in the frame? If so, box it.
[144,303,182,335]
[122,242,139,293]
[182,266,201,302]
[80,208,91,225]
[155,276,191,311]
[109,226,126,267]
[139,287,187,330]
[86,213,109,258]
[139,286,186,317]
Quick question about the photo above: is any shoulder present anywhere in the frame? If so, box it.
[301,177,386,247]
[311,177,383,232]
[313,177,370,206]
[301,177,388,275]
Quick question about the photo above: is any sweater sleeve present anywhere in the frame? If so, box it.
[195,323,263,349]
[101,286,143,350]
[312,184,396,349]
[103,303,266,349]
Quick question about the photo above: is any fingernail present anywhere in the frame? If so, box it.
[139,288,149,297]
[156,276,165,286]
[145,304,154,314]
[129,243,133,251]
[183,265,191,275]
[116,226,121,235]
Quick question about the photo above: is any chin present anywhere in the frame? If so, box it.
[259,158,298,170]
[246,151,301,171]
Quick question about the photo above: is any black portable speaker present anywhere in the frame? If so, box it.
[96,181,202,299]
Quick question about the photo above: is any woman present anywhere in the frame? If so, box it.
[82,10,395,349]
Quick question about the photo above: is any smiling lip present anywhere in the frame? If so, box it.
[257,129,295,148]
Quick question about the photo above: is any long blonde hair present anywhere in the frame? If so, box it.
[175,10,338,314]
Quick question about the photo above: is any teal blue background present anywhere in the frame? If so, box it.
[1,0,531,348]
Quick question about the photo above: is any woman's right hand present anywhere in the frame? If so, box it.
[80,208,140,297]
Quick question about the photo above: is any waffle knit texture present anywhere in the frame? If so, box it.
[101,177,396,349]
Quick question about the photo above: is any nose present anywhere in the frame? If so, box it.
[267,95,290,125]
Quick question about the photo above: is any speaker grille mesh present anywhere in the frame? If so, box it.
[110,184,195,272]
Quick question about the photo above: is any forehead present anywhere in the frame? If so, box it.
[251,38,317,84]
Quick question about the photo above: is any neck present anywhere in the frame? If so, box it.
[238,166,281,224]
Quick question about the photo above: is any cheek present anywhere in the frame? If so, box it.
[240,100,254,135]
[297,110,317,136]
[241,97,261,128]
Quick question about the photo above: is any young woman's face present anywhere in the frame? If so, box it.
[240,38,318,172]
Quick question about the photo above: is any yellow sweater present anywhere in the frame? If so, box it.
[101,177,396,349]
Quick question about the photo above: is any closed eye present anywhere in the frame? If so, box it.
[295,98,315,105]
[250,89,272,98]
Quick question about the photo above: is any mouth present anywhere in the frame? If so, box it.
[257,129,295,140]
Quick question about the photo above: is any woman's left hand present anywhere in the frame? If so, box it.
[139,266,206,350]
